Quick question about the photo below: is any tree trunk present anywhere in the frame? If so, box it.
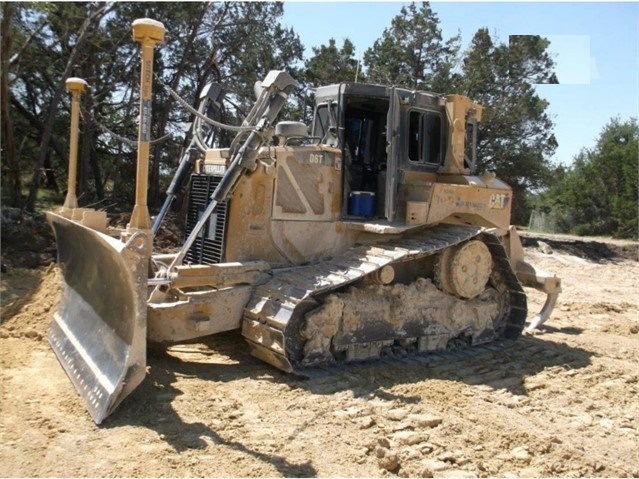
[1,3,22,207]
[88,118,105,202]
[111,86,137,201]
[10,93,68,174]
[43,153,59,192]
[83,36,104,202]
[77,88,104,203]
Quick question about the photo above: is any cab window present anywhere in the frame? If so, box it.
[407,110,443,165]
[312,103,338,139]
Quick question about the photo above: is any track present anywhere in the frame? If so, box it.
[242,225,527,373]
[286,338,520,380]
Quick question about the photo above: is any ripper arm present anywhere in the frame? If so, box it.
[504,226,562,331]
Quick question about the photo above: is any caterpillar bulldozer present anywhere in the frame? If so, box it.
[46,19,561,424]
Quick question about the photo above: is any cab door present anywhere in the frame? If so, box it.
[384,87,401,222]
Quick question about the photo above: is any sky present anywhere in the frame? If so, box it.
[281,1,639,167]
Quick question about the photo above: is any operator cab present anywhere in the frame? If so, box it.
[312,83,449,223]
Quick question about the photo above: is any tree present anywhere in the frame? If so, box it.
[304,38,360,87]
[540,118,638,238]
[24,2,115,212]
[508,35,558,85]
[1,2,21,207]
[5,2,303,212]
[300,38,360,121]
[460,29,559,224]
[362,2,460,92]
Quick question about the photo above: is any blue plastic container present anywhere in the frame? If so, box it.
[349,191,376,217]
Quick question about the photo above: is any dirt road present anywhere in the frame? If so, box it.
[1,236,637,477]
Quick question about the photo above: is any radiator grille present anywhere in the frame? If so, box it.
[185,174,228,265]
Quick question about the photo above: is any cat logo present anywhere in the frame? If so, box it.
[489,193,508,209]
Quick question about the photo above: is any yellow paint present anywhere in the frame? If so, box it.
[129,19,165,231]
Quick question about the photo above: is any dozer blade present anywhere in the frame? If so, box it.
[47,212,150,424]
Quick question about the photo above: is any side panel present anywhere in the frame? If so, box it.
[223,163,286,264]
[396,170,437,223]
[224,146,350,266]
[269,220,356,264]
[269,146,361,262]
[427,179,512,230]
[272,146,342,221]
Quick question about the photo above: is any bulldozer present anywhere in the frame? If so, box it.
[46,19,561,424]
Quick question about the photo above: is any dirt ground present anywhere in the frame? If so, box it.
[1,230,638,478]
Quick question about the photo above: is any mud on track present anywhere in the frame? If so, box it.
[1,236,638,478]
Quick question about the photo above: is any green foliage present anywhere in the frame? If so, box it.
[3,2,303,210]
[508,35,559,85]
[362,2,461,92]
[297,38,361,121]
[304,38,360,87]
[539,118,638,238]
